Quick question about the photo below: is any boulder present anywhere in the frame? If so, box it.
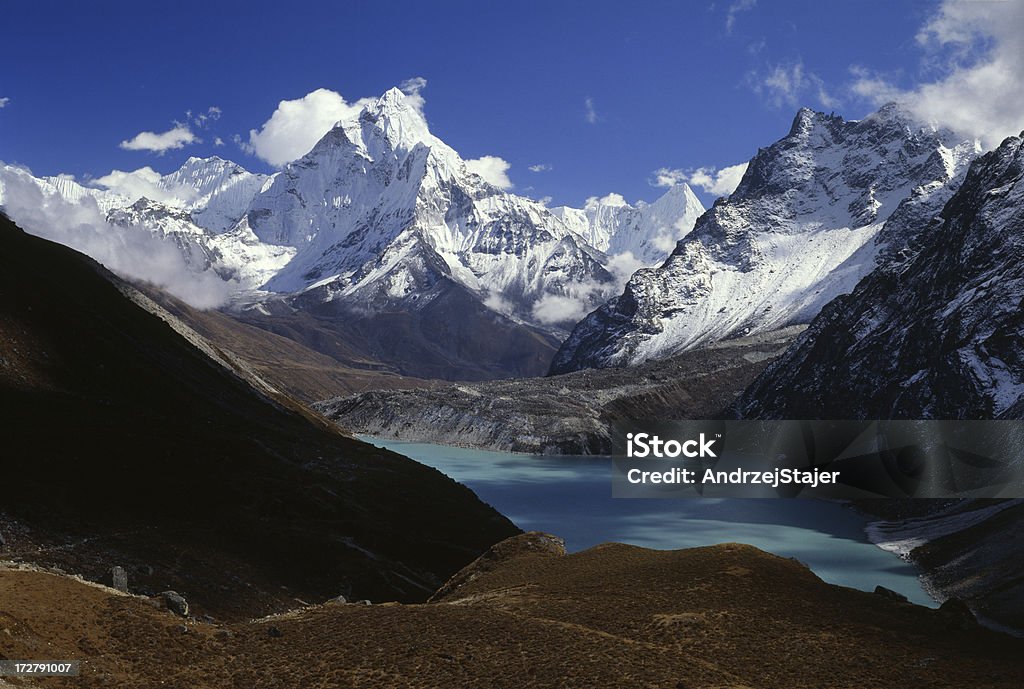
[109,566,128,592]
[873,586,909,603]
[157,590,190,617]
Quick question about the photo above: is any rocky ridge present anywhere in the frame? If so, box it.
[551,104,980,374]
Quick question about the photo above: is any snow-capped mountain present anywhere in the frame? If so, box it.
[1,85,712,379]
[242,87,702,332]
[106,198,294,287]
[550,104,981,374]
[0,156,268,233]
[2,87,703,341]
[159,156,270,233]
[0,161,293,290]
[552,184,705,267]
[0,164,130,213]
[737,131,1024,420]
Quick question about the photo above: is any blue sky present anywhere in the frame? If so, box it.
[2,0,1019,208]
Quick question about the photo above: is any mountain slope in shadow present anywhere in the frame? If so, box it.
[0,214,519,620]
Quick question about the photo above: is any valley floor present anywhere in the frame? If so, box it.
[1,534,1021,689]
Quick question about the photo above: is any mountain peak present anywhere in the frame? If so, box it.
[358,86,433,154]
[659,182,699,201]
[184,155,225,164]
[860,101,925,132]
[379,86,409,106]
[371,86,423,122]
[178,155,242,174]
[550,101,981,373]
[788,107,818,135]
[787,107,844,138]
[736,131,1024,421]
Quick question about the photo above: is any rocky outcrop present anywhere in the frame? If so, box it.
[157,591,190,617]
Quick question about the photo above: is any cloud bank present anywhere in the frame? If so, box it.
[584,192,628,211]
[91,166,197,206]
[532,286,602,325]
[0,169,232,308]
[685,163,748,196]
[399,77,428,114]
[852,0,1024,146]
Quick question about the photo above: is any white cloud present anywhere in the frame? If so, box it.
[532,293,593,325]
[483,291,514,315]
[537,195,553,206]
[584,97,598,124]
[749,60,837,110]
[244,88,374,167]
[650,168,688,188]
[190,106,221,128]
[528,163,552,172]
[119,124,197,153]
[399,77,428,114]
[90,167,197,206]
[726,0,756,34]
[531,278,612,325]
[685,162,749,197]
[465,155,513,190]
[0,97,9,108]
[652,231,680,254]
[0,169,233,308]
[214,137,224,147]
[607,251,646,283]
[584,192,628,211]
[848,66,902,105]
[852,0,1024,146]
[650,162,747,197]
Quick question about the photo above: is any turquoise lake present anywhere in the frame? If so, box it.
[362,437,935,607]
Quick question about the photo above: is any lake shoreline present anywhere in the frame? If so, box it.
[361,435,938,607]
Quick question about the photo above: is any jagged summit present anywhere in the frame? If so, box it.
[550,103,981,375]
[160,157,269,233]
[737,131,1024,420]
[785,106,843,139]
[350,87,437,160]
[1,82,716,379]
[240,84,700,339]
[553,184,705,266]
